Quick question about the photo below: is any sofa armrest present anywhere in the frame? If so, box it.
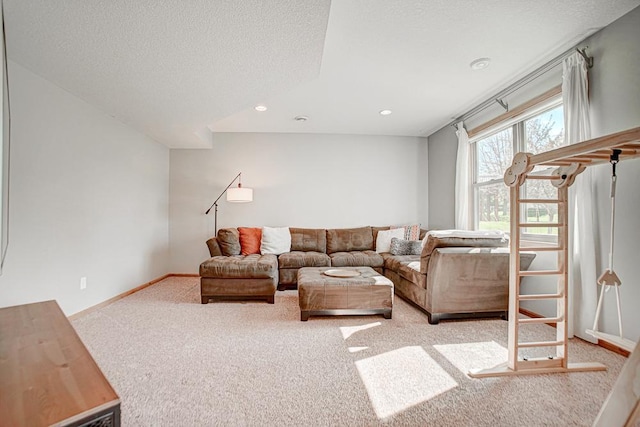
[419,232,509,273]
[425,247,535,313]
[206,237,223,257]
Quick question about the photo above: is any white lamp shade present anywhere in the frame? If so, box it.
[226,187,253,203]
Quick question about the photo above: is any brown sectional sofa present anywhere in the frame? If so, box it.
[199,226,535,323]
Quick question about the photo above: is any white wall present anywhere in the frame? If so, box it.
[587,5,640,343]
[170,133,425,272]
[426,5,640,342]
[0,61,170,316]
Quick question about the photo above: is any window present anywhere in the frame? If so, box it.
[472,101,565,241]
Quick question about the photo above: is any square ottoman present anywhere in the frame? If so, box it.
[297,266,393,321]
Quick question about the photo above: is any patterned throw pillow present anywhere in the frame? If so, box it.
[390,237,423,256]
[403,224,421,241]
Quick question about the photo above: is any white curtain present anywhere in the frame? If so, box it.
[454,121,471,230]
[563,52,597,341]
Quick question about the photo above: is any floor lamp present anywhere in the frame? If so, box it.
[205,172,253,234]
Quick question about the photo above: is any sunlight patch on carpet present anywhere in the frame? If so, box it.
[340,322,381,340]
[355,346,457,419]
[433,341,507,376]
[348,346,369,353]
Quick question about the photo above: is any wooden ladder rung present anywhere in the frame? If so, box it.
[525,175,562,180]
[521,246,563,251]
[518,293,564,301]
[597,148,638,156]
[569,156,599,162]
[575,154,611,159]
[544,161,574,166]
[517,340,564,348]
[519,316,563,325]
[519,270,563,276]
[518,222,562,227]
[519,198,563,204]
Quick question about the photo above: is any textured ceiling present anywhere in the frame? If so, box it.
[4,0,331,148]
[4,1,640,148]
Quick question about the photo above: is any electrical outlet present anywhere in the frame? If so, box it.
[80,277,87,290]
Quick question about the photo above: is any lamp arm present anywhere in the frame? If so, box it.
[204,172,242,214]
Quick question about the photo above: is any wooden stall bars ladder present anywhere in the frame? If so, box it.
[470,127,640,377]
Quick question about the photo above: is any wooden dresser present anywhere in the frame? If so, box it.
[0,300,120,427]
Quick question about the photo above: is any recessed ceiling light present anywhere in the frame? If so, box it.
[254,105,267,112]
[379,109,392,116]
[294,115,308,122]
[470,58,491,70]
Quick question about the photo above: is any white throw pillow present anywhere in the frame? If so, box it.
[376,228,404,253]
[260,226,291,255]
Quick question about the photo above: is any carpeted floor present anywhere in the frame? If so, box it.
[71,276,626,426]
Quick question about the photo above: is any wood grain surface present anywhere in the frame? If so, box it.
[593,343,639,426]
[0,300,119,426]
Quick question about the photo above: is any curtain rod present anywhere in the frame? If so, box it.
[446,45,593,129]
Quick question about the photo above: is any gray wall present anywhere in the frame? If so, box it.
[170,133,426,272]
[586,6,640,342]
[0,61,170,316]
[426,5,640,342]
[427,126,457,229]
[417,139,429,226]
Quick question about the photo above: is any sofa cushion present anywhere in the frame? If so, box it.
[200,254,278,279]
[290,228,327,253]
[278,269,299,286]
[326,227,374,254]
[260,226,291,255]
[206,237,222,257]
[419,228,429,240]
[372,226,390,244]
[382,253,424,288]
[218,228,241,256]
[329,250,384,268]
[238,227,262,255]
[278,251,331,269]
[382,253,420,271]
[397,261,426,289]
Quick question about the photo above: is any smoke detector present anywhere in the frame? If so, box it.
[470,58,491,70]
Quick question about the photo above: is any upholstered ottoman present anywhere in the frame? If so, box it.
[297,267,393,321]
[199,254,278,304]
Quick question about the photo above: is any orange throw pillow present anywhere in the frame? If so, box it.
[238,227,262,255]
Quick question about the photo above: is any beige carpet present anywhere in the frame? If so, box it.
[71,277,626,426]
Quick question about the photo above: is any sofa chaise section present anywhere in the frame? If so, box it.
[200,229,278,304]
[383,232,536,324]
